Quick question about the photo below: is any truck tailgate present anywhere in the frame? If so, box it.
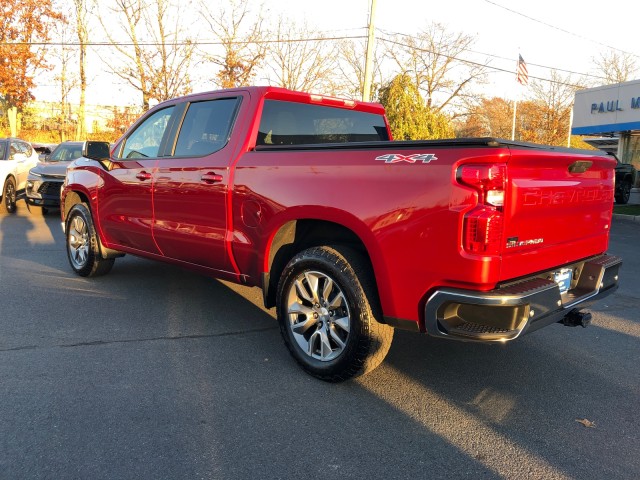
[500,148,615,280]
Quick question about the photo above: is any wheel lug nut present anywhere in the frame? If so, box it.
[313,313,319,319]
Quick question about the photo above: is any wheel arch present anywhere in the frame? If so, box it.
[63,188,123,260]
[0,172,18,208]
[1,173,17,193]
[63,189,91,221]
[261,214,388,313]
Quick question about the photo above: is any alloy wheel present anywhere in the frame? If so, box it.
[286,270,351,361]
[68,215,90,269]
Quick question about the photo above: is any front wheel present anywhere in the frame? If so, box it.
[1,177,17,214]
[276,246,393,382]
[65,203,114,277]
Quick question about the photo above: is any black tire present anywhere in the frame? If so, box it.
[1,177,17,214]
[65,203,115,277]
[276,245,394,382]
[615,180,631,204]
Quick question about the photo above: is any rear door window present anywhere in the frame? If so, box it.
[257,100,389,146]
[173,98,240,157]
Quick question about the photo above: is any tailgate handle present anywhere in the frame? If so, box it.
[201,173,223,184]
[136,171,152,181]
[568,161,592,173]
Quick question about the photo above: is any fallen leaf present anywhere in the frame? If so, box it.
[575,418,596,428]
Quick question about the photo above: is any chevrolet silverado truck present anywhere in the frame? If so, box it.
[61,87,621,381]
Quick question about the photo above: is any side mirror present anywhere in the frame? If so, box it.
[83,141,111,161]
[82,141,114,170]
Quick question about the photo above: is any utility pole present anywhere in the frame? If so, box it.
[362,0,377,102]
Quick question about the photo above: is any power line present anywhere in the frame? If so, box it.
[483,0,640,59]
[378,37,587,88]
[378,28,609,82]
[4,29,603,86]
[5,29,592,93]
[0,34,367,48]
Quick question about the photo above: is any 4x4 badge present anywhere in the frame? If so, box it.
[375,153,438,164]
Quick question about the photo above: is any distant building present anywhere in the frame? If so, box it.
[572,79,640,186]
[29,101,117,134]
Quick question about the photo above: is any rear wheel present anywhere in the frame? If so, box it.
[276,245,393,382]
[1,177,17,214]
[615,180,632,204]
[65,203,114,277]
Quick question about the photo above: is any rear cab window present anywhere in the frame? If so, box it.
[173,98,241,157]
[257,100,389,146]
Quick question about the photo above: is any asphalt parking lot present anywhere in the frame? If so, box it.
[1,204,638,479]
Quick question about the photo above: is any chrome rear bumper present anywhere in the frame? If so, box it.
[424,254,622,342]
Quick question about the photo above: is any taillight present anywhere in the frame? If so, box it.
[457,164,507,255]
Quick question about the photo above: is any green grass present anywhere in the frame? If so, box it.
[614,204,640,216]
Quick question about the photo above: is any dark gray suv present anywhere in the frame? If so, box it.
[25,141,84,212]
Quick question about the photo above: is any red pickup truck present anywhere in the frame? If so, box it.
[61,86,621,381]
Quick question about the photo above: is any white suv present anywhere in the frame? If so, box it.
[0,138,40,213]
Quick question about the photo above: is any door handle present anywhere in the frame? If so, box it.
[136,171,152,181]
[201,173,223,184]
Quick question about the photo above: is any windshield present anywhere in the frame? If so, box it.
[50,144,83,162]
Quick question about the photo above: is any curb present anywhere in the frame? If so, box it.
[612,213,640,222]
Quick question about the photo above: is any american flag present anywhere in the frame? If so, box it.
[516,54,528,86]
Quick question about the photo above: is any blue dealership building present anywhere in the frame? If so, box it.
[572,79,640,187]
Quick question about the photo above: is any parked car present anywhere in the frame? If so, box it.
[613,154,637,204]
[0,137,40,213]
[25,141,84,212]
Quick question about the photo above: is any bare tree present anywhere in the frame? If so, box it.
[97,0,195,110]
[520,70,583,145]
[50,19,77,141]
[383,23,488,115]
[264,19,338,93]
[335,38,384,100]
[199,0,266,88]
[147,0,195,101]
[593,50,639,85]
[74,0,89,139]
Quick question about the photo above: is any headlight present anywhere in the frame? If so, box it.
[29,170,43,178]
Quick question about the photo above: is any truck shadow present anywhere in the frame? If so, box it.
[3,210,638,479]
[90,255,638,479]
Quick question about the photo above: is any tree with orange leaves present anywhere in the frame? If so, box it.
[0,0,63,134]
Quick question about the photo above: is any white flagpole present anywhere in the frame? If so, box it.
[512,53,522,141]
[567,108,574,147]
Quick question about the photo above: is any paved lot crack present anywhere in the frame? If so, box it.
[0,325,279,352]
